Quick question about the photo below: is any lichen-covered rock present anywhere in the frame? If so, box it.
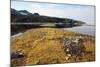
[11,28,95,66]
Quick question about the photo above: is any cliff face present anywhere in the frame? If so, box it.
[11,28,95,66]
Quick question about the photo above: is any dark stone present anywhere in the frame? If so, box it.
[62,37,85,56]
[11,52,24,59]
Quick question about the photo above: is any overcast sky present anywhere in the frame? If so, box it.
[11,1,95,25]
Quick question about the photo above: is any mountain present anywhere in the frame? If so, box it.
[33,13,39,16]
[11,8,85,26]
[11,8,21,16]
[11,8,65,22]
[11,8,40,16]
[11,8,22,22]
[19,10,32,15]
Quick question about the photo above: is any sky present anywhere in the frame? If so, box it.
[11,0,95,25]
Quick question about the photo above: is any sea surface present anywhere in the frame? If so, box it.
[63,25,95,36]
[11,25,95,38]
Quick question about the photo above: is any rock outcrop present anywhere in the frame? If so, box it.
[11,28,95,66]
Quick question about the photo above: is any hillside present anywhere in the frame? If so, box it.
[11,8,85,24]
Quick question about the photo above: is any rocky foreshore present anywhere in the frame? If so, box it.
[11,28,95,66]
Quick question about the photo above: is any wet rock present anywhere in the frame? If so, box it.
[11,52,24,59]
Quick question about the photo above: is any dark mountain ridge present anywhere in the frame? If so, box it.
[11,8,85,24]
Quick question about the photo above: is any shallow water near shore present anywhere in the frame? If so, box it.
[63,25,95,36]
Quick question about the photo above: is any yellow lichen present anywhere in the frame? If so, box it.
[11,28,95,66]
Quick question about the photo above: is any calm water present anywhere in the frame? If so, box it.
[63,25,95,36]
[11,25,95,38]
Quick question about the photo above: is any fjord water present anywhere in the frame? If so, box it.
[64,25,95,36]
[11,23,95,38]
